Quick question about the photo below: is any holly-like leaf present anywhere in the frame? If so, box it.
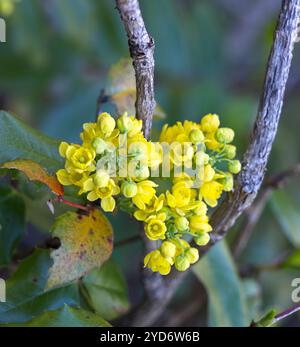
[270,190,300,248]
[2,159,64,196]
[193,240,248,327]
[281,249,300,270]
[0,111,62,174]
[107,58,166,119]
[3,305,111,327]
[0,249,79,324]
[81,260,129,320]
[0,186,25,266]
[47,209,113,289]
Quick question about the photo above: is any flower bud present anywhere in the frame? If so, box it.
[174,216,189,232]
[186,247,199,264]
[161,241,176,258]
[195,151,210,166]
[117,114,133,133]
[175,256,190,271]
[201,114,220,133]
[223,144,236,159]
[121,181,138,198]
[194,201,208,216]
[94,170,109,188]
[194,233,210,246]
[203,164,215,182]
[92,138,107,154]
[189,129,204,144]
[216,127,235,144]
[221,172,233,192]
[190,215,212,233]
[98,112,115,135]
[228,160,241,174]
[135,165,150,180]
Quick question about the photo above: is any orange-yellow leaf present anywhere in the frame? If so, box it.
[46,209,113,289]
[1,159,64,196]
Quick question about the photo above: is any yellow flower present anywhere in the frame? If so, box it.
[171,142,194,167]
[200,181,223,207]
[147,142,162,169]
[132,180,157,210]
[205,132,221,151]
[117,113,133,133]
[160,241,176,258]
[59,142,96,173]
[56,169,88,187]
[94,170,110,188]
[97,112,116,137]
[80,123,98,144]
[144,250,172,276]
[194,200,208,216]
[128,116,143,138]
[189,128,204,144]
[200,114,220,133]
[145,213,167,240]
[159,121,200,144]
[189,215,212,234]
[83,177,120,212]
[134,194,165,221]
[198,164,215,183]
[167,180,193,209]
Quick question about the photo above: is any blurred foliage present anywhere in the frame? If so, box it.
[0,0,300,326]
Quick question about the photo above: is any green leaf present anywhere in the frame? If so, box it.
[0,249,79,324]
[281,249,300,270]
[254,309,277,327]
[0,111,62,174]
[81,260,129,320]
[193,240,248,327]
[0,186,25,266]
[270,190,300,248]
[242,279,262,323]
[3,305,111,327]
[47,209,113,289]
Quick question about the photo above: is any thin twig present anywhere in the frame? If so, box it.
[273,303,300,325]
[95,89,110,120]
[122,0,300,326]
[115,0,160,304]
[54,196,90,212]
[233,163,300,258]
[115,0,155,140]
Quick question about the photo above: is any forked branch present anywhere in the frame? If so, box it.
[117,0,300,326]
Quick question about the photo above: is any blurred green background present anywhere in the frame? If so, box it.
[1,0,300,326]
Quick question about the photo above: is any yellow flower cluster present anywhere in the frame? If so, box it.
[56,112,241,276]
[57,112,160,212]
[138,114,241,275]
